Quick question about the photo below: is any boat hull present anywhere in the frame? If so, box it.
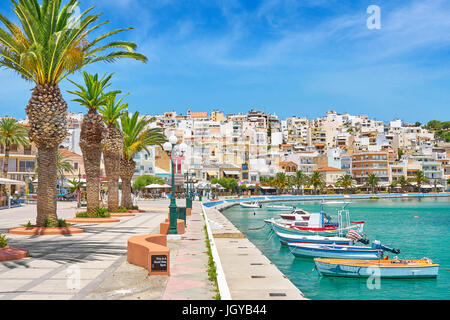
[289,244,381,260]
[314,258,439,278]
[275,231,352,246]
[267,206,294,212]
[270,219,350,236]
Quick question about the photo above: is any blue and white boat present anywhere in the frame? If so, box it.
[288,243,383,259]
[275,231,353,246]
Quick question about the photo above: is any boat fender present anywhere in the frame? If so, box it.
[384,256,389,260]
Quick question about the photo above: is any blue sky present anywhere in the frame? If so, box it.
[0,0,449,123]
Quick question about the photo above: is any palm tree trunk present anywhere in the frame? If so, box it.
[104,125,123,212]
[120,157,136,209]
[36,146,59,226]
[81,145,103,214]
[104,152,120,212]
[2,143,9,178]
[26,84,68,227]
[80,110,105,215]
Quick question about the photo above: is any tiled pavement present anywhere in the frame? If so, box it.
[162,206,216,300]
[0,201,216,300]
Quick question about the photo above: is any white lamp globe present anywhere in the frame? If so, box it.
[169,135,178,145]
[179,142,188,152]
[163,142,172,152]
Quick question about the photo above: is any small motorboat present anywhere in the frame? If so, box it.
[240,201,262,209]
[266,205,295,212]
[279,208,311,221]
[274,231,353,246]
[314,258,439,278]
[288,243,383,260]
[266,214,363,237]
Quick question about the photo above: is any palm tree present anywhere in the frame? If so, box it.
[336,174,356,194]
[99,93,128,212]
[413,171,430,192]
[120,112,166,208]
[275,172,287,194]
[397,176,410,193]
[0,118,29,178]
[0,0,147,226]
[366,174,379,194]
[294,170,308,195]
[68,72,120,215]
[287,175,296,194]
[309,172,325,195]
[67,179,84,208]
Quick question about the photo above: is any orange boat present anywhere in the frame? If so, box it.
[314,258,440,278]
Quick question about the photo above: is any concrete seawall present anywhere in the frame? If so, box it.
[202,203,307,300]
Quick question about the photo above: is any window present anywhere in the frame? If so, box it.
[74,163,79,170]
[19,160,35,172]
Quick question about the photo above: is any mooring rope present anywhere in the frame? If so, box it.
[297,266,318,276]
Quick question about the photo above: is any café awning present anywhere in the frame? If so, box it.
[145,184,172,189]
[0,178,26,186]
[223,171,239,175]
[207,171,218,176]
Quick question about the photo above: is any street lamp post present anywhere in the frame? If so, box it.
[163,137,187,235]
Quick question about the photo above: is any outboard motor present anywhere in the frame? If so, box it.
[372,240,401,254]
[346,230,369,244]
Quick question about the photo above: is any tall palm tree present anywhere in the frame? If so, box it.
[0,118,29,178]
[287,175,296,194]
[99,93,128,212]
[0,0,147,226]
[336,174,355,194]
[294,170,308,195]
[68,72,120,215]
[275,172,287,194]
[413,171,430,192]
[310,171,325,195]
[366,174,379,194]
[120,112,166,208]
[397,176,410,193]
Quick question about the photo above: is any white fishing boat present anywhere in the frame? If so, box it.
[240,201,262,208]
[265,202,364,237]
[274,230,353,246]
[266,204,295,212]
[314,258,439,278]
[279,208,311,221]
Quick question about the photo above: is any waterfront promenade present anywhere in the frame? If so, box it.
[0,200,215,300]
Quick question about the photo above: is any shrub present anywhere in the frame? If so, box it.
[356,189,363,194]
[0,234,8,248]
[76,207,111,218]
[42,218,71,228]
[117,206,128,213]
[25,221,32,228]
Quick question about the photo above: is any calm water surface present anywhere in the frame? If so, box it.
[222,198,450,300]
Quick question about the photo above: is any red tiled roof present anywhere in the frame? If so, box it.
[59,148,82,158]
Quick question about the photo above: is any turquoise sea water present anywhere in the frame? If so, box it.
[222,198,450,300]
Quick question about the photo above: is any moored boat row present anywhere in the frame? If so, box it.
[260,201,440,279]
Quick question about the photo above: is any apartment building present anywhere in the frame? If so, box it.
[352,151,390,186]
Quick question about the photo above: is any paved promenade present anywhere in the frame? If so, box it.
[0,200,215,300]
